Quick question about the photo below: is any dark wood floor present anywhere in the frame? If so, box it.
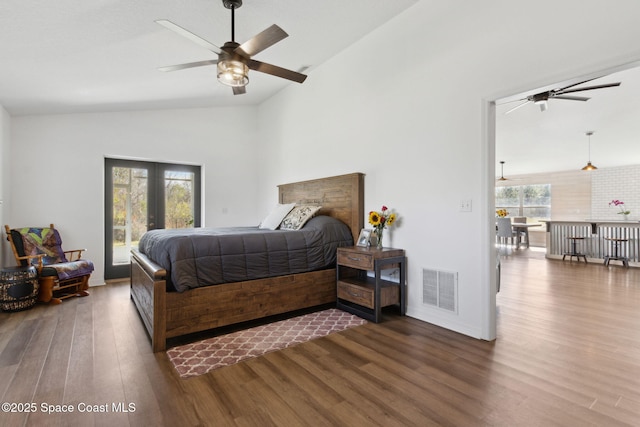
[1,250,640,426]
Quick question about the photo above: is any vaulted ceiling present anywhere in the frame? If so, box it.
[0,0,417,115]
[2,1,638,176]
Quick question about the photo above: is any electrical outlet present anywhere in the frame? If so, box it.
[459,199,472,212]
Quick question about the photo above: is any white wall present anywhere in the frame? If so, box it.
[0,105,10,266]
[498,164,640,223]
[592,165,640,220]
[6,0,640,340]
[9,106,260,285]
[257,0,640,339]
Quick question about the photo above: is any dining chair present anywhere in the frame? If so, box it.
[496,217,516,246]
[511,216,528,247]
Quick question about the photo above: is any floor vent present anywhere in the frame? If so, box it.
[422,268,458,313]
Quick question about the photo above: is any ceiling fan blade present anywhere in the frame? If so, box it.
[158,59,218,72]
[557,82,621,95]
[233,86,246,95]
[552,95,590,101]
[554,78,596,92]
[505,100,531,114]
[247,59,307,83]
[236,24,288,58]
[155,19,221,53]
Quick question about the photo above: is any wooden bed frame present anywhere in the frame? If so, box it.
[130,172,364,352]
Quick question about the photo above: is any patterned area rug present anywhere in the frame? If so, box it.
[166,309,367,378]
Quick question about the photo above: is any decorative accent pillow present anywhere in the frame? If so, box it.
[259,203,296,230]
[280,205,322,230]
[18,227,68,265]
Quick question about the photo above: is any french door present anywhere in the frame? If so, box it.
[104,158,201,279]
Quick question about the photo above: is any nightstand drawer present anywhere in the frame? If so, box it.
[337,251,374,270]
[338,281,374,308]
[338,280,400,310]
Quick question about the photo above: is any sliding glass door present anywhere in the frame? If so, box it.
[104,158,201,279]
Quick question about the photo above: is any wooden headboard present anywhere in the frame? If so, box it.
[278,172,364,243]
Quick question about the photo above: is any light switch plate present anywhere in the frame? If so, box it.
[459,199,472,212]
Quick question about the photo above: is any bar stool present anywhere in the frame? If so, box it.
[603,237,629,267]
[563,237,587,263]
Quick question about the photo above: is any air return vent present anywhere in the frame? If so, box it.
[422,268,458,313]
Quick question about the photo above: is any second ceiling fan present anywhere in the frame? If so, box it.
[505,79,621,114]
[156,0,307,95]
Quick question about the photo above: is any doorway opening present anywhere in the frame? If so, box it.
[488,60,640,338]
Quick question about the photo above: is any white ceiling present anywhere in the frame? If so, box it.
[0,0,417,115]
[496,65,640,176]
[2,1,638,177]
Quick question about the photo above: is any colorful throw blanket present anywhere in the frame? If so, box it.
[43,260,95,281]
[17,227,94,280]
[18,227,68,265]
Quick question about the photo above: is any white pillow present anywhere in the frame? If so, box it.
[259,203,296,230]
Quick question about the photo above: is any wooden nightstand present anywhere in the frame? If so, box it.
[336,246,406,323]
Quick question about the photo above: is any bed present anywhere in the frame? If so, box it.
[130,172,364,352]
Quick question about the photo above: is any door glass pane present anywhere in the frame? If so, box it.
[164,170,195,229]
[112,167,148,265]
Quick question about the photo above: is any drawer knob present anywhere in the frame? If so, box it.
[348,256,361,261]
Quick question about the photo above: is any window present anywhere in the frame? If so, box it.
[496,184,551,221]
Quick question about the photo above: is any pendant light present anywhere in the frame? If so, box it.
[497,161,508,181]
[581,131,598,171]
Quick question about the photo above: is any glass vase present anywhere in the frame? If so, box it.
[376,228,383,249]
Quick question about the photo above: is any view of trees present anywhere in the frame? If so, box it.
[496,184,551,219]
[112,168,195,248]
[164,171,195,229]
[113,167,148,246]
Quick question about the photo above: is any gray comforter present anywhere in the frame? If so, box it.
[138,215,353,292]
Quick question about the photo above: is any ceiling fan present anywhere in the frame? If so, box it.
[505,79,621,114]
[156,0,307,95]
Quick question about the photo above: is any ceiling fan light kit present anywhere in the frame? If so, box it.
[217,59,249,86]
[157,0,307,95]
[534,99,548,112]
[217,45,249,87]
[581,131,598,171]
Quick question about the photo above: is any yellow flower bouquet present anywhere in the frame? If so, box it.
[368,205,397,249]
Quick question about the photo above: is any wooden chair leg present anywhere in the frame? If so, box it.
[38,276,62,305]
[76,276,90,297]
